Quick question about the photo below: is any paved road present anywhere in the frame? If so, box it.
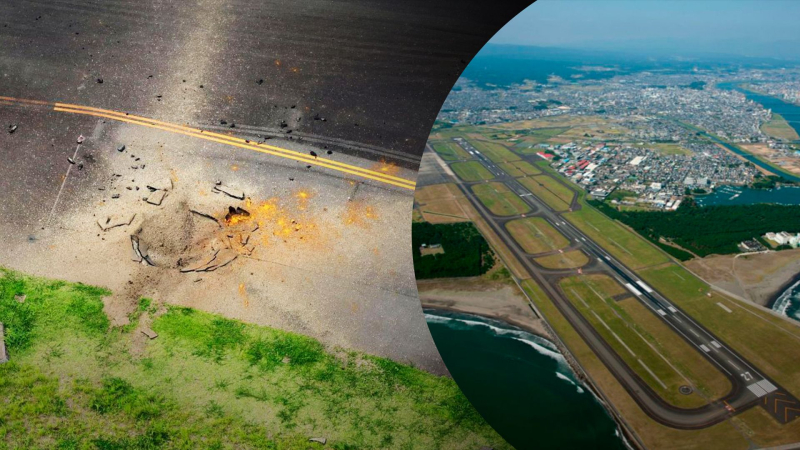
[442,139,800,428]
[0,0,530,166]
[0,0,531,374]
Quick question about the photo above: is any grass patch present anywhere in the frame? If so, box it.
[431,141,470,161]
[564,205,669,270]
[559,275,723,408]
[498,161,541,178]
[518,176,574,211]
[451,161,494,182]
[468,139,520,163]
[761,114,800,141]
[505,217,569,254]
[471,183,531,217]
[534,250,589,269]
[0,268,509,449]
[638,263,800,400]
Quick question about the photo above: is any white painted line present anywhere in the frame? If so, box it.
[690,329,701,337]
[710,340,722,349]
[636,281,654,293]
[657,309,667,317]
[747,383,768,398]
[727,360,741,371]
[700,344,711,353]
[667,306,677,313]
[757,379,778,394]
[624,283,643,297]
[717,302,733,313]
[639,359,668,390]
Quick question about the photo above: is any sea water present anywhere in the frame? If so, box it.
[425,309,626,450]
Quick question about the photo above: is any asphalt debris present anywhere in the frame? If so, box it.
[212,184,245,200]
[130,235,155,266]
[98,213,136,231]
[145,189,166,206]
[117,144,126,152]
[7,124,17,134]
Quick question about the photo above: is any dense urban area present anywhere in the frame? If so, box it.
[439,68,800,203]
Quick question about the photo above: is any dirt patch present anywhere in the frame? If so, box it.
[685,249,800,305]
[417,277,550,338]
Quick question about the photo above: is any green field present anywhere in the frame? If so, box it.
[472,183,531,217]
[498,160,542,178]
[512,128,571,154]
[518,175,575,211]
[761,114,800,141]
[631,142,692,156]
[505,217,569,254]
[431,141,471,161]
[559,275,729,408]
[565,205,669,270]
[534,250,589,269]
[0,268,509,450]
[638,263,800,400]
[469,140,521,163]
[451,161,494,182]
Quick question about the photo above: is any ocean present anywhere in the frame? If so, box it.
[424,309,626,450]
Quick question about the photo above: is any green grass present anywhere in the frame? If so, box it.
[638,263,800,400]
[498,161,541,178]
[565,205,669,270]
[468,140,520,163]
[0,268,510,450]
[761,114,800,141]
[471,183,530,217]
[451,161,494,182]
[505,217,569,254]
[431,141,470,161]
[559,275,729,408]
[518,176,574,212]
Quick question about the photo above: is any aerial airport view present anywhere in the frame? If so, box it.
[0,0,534,448]
[414,1,800,449]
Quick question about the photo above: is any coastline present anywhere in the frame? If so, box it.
[421,302,551,340]
[767,270,800,310]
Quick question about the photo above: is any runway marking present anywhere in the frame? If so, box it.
[638,358,668,390]
[716,302,732,313]
[0,96,416,190]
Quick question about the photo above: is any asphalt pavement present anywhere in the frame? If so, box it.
[0,0,531,165]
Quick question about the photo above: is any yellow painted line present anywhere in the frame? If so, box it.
[0,95,415,190]
[55,102,414,185]
[53,106,415,190]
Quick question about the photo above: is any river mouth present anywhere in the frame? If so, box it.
[424,309,626,450]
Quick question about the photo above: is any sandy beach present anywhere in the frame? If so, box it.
[417,277,552,338]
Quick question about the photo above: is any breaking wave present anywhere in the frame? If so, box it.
[772,278,800,321]
[555,371,585,394]
[424,311,573,376]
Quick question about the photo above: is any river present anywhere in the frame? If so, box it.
[711,82,800,182]
[425,309,626,450]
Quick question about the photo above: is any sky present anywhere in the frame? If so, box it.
[489,0,800,60]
